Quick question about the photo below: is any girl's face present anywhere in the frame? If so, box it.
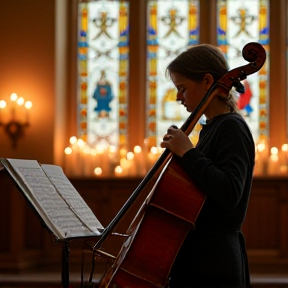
[170,71,211,113]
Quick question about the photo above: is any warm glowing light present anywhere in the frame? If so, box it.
[10,93,18,101]
[271,154,278,162]
[91,149,97,156]
[282,144,288,152]
[271,147,278,155]
[120,148,127,158]
[64,147,72,155]
[17,97,24,106]
[257,143,265,153]
[0,100,6,109]
[134,145,142,154]
[120,158,125,165]
[109,145,117,153]
[115,165,122,174]
[94,167,102,175]
[70,136,77,145]
[97,147,105,155]
[0,93,32,147]
[25,101,32,109]
[127,152,134,160]
[77,138,85,147]
[150,146,158,154]
[82,146,91,155]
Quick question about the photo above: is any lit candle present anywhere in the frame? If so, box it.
[120,157,129,176]
[94,167,102,177]
[76,138,85,175]
[114,165,123,177]
[254,141,269,176]
[279,144,288,175]
[280,144,288,164]
[134,145,146,176]
[10,93,18,120]
[70,136,77,146]
[267,147,280,176]
[0,100,6,122]
[148,146,158,170]
[16,97,24,105]
[24,101,32,123]
[254,143,264,176]
[69,137,81,177]
[10,93,18,101]
[127,151,136,176]
[16,97,25,123]
[64,146,76,176]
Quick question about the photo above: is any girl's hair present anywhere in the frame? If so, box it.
[166,44,239,113]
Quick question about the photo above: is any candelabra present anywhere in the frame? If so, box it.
[0,93,32,148]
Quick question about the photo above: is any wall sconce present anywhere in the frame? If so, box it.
[0,93,32,148]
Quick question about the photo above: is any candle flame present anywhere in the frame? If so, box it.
[94,167,102,175]
[25,101,32,109]
[17,97,24,106]
[0,100,6,109]
[109,145,117,153]
[70,136,77,145]
[10,93,18,101]
[150,146,158,154]
[282,144,288,152]
[77,139,85,147]
[271,147,278,155]
[115,165,122,174]
[257,143,265,153]
[134,145,142,154]
[127,152,134,160]
[64,147,72,155]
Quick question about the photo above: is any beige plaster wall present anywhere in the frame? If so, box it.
[0,0,56,164]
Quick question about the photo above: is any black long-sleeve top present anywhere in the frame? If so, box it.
[170,112,255,288]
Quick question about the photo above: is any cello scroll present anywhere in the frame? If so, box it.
[215,42,266,95]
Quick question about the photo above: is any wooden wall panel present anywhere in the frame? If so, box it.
[244,186,279,250]
[0,172,11,253]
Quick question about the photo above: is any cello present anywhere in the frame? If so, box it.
[92,42,266,288]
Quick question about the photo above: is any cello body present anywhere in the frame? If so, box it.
[99,158,205,288]
[95,42,266,288]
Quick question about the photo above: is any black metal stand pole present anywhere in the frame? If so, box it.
[62,241,70,288]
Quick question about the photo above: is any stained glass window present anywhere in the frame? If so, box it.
[77,0,129,149]
[217,0,269,142]
[146,0,200,149]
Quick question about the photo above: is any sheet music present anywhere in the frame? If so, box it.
[7,159,103,239]
[41,164,103,232]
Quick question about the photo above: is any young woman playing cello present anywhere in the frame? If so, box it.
[161,44,254,288]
